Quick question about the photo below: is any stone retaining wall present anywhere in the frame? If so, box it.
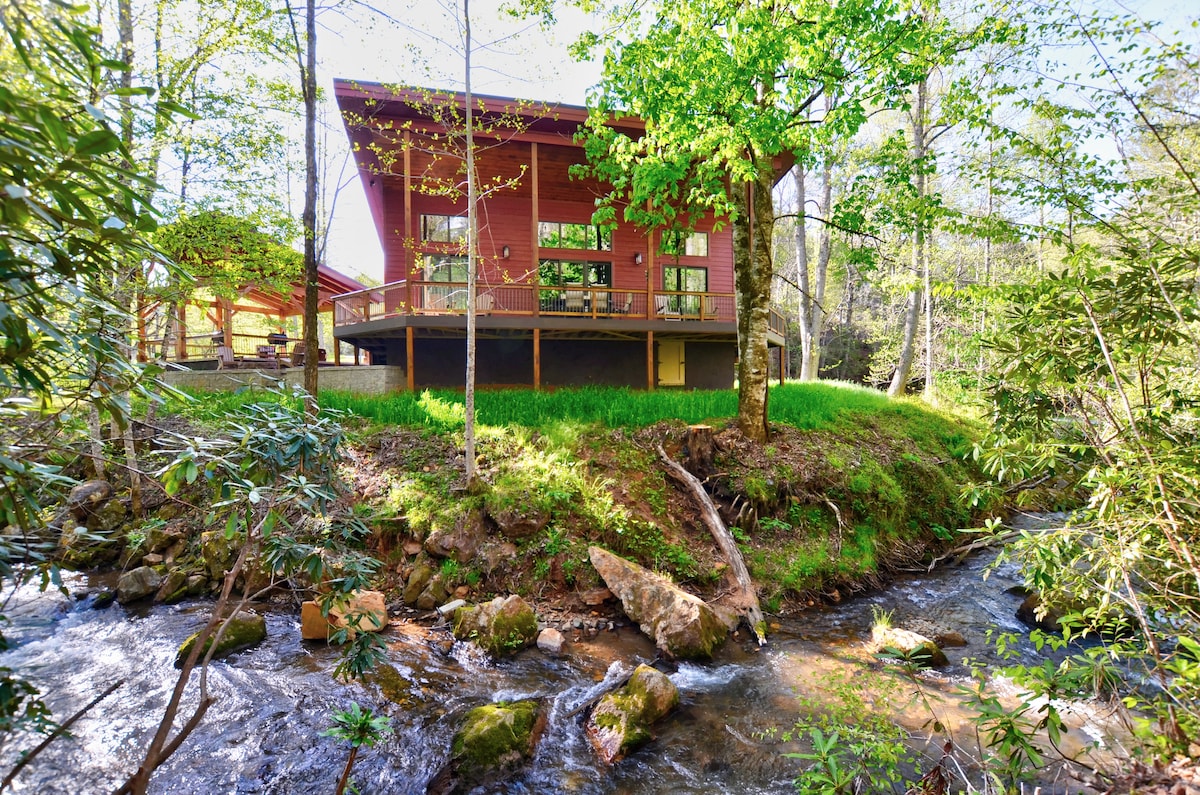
[161,365,406,394]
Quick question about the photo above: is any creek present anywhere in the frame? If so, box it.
[0,516,1115,794]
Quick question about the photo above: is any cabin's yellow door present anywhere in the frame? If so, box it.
[657,340,685,386]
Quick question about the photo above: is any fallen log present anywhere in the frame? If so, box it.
[657,444,766,644]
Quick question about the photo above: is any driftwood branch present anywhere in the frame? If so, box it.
[657,444,766,644]
[564,669,636,720]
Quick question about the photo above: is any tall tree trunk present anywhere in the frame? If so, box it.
[463,0,479,487]
[734,165,775,442]
[300,0,319,414]
[793,166,812,378]
[804,158,833,380]
[888,77,927,399]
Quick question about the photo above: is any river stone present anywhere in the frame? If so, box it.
[155,568,189,603]
[898,617,966,648]
[148,523,187,553]
[68,480,113,521]
[301,590,388,641]
[587,664,679,764]
[1016,593,1069,633]
[446,700,546,791]
[117,566,163,604]
[424,509,488,563]
[57,525,123,570]
[416,575,450,611]
[403,562,435,606]
[85,499,128,533]
[200,530,236,581]
[486,502,550,540]
[536,627,565,656]
[452,595,538,657]
[588,546,726,660]
[869,625,949,667]
[175,610,267,667]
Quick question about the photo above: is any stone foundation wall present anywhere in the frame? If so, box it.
[161,365,406,394]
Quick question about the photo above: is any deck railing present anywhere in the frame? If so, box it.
[333,280,783,330]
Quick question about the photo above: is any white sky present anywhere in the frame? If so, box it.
[319,1,602,283]
[315,0,1197,284]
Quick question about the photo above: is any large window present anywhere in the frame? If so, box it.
[421,214,468,244]
[660,230,709,257]
[663,266,708,293]
[538,259,611,287]
[662,266,708,314]
[424,254,469,282]
[422,255,469,310]
[538,221,612,251]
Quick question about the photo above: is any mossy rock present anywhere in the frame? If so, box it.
[587,664,679,763]
[451,595,537,657]
[450,699,545,788]
[174,611,266,668]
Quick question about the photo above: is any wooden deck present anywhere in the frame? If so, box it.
[332,280,786,336]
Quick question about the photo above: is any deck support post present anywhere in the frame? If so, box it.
[646,330,655,390]
[406,327,415,391]
[533,328,541,389]
[175,302,188,360]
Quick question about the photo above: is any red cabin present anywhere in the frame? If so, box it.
[332,81,785,389]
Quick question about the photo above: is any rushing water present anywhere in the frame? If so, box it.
[0,519,1114,794]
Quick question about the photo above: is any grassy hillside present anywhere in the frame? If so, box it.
[167,383,989,610]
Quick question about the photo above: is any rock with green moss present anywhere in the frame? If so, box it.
[869,624,948,667]
[117,566,163,604]
[589,546,727,660]
[174,611,267,668]
[402,561,435,606]
[154,568,189,604]
[451,595,537,657]
[587,664,679,763]
[447,700,545,790]
[200,530,236,580]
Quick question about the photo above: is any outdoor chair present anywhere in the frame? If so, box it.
[476,293,494,313]
[564,290,586,313]
[216,345,238,370]
[655,295,680,319]
[591,290,609,314]
[619,292,634,314]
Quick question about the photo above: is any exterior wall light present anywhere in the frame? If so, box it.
[501,245,511,259]
[634,252,643,265]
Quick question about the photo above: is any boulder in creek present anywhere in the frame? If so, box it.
[588,546,727,660]
[415,575,450,611]
[897,616,967,648]
[154,568,189,604]
[116,566,163,604]
[451,595,538,657]
[300,590,388,641]
[869,624,949,668]
[402,562,435,606]
[536,627,565,656]
[85,499,128,534]
[67,480,114,521]
[174,610,267,667]
[1016,592,1070,633]
[587,664,679,764]
[432,700,546,794]
[200,530,236,581]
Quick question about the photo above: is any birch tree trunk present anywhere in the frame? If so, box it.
[804,159,833,381]
[888,78,927,399]
[793,166,813,378]
[463,0,479,487]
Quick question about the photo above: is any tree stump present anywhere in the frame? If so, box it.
[682,425,716,478]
